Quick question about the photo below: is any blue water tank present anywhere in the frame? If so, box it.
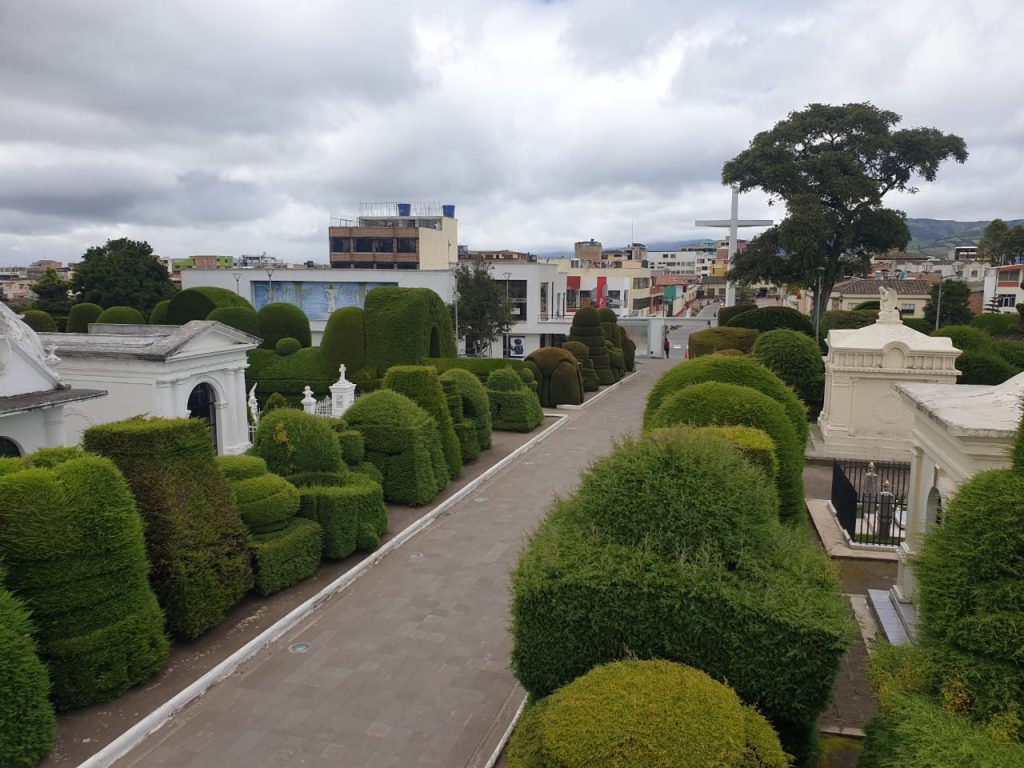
[442,204,455,218]
[397,202,411,216]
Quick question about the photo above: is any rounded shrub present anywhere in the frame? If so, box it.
[440,367,492,452]
[0,455,169,709]
[568,306,614,385]
[230,473,301,533]
[20,310,56,332]
[97,305,146,324]
[644,354,809,448]
[956,351,1017,385]
[290,472,386,558]
[752,328,825,418]
[207,305,259,336]
[257,302,312,349]
[508,659,787,768]
[699,425,779,480]
[382,365,462,480]
[165,286,252,326]
[993,340,1024,371]
[321,306,366,379]
[902,317,933,334]
[252,408,344,477]
[525,347,584,407]
[727,305,815,336]
[931,325,993,353]
[487,367,544,432]
[852,300,880,311]
[649,381,804,524]
[66,302,103,332]
[562,340,599,392]
[149,299,171,325]
[344,389,448,505]
[822,309,877,334]
[717,302,757,326]
[688,326,758,357]
[715,348,746,356]
[488,366,526,391]
[83,417,253,641]
[574,427,776,564]
[0,566,55,768]
[275,336,301,356]
[215,454,269,481]
[971,313,1018,337]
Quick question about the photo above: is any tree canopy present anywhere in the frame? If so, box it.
[977,218,1024,266]
[722,103,967,322]
[71,238,177,314]
[451,258,512,357]
[923,279,973,328]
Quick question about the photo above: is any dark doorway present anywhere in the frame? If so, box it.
[0,437,21,458]
[187,383,218,452]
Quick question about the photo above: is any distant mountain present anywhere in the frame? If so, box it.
[905,217,1024,259]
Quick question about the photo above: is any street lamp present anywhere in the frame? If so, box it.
[814,265,825,343]
[265,264,277,303]
[232,270,242,296]
[450,264,460,356]
[503,271,512,358]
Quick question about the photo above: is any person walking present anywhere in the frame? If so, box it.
[663,335,671,358]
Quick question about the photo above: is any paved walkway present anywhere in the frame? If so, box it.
[114,356,673,768]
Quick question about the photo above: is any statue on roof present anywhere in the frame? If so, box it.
[878,285,900,323]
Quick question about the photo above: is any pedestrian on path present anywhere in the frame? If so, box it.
[664,336,671,358]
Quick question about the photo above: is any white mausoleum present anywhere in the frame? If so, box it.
[40,321,259,455]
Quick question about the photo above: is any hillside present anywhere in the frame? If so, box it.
[905,217,1024,259]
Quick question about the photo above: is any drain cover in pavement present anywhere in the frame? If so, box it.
[288,642,310,654]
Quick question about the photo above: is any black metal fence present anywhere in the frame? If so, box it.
[831,459,911,547]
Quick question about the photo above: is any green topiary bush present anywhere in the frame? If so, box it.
[290,473,386,558]
[648,381,805,524]
[207,306,260,337]
[364,287,456,372]
[717,302,757,325]
[525,347,584,407]
[487,367,544,432]
[619,326,636,372]
[257,302,312,349]
[0,455,169,709]
[20,309,56,332]
[569,306,614,385]
[248,518,323,596]
[149,299,171,325]
[597,308,626,381]
[993,339,1024,371]
[335,428,366,466]
[321,306,366,380]
[727,306,815,337]
[688,326,759,357]
[343,390,449,505]
[931,325,993,353]
[852,300,880,311]
[246,347,333,405]
[382,365,462,480]
[507,659,788,768]
[511,427,850,765]
[0,565,56,768]
[902,317,933,334]
[275,336,301,356]
[66,302,103,333]
[229,473,301,533]
[215,454,268,481]
[752,328,825,418]
[699,425,779,480]
[644,354,809,448]
[971,312,1018,337]
[956,351,1017,385]
[562,340,599,392]
[822,309,878,335]
[166,286,252,326]
[83,417,253,641]
[96,305,146,324]
[440,367,492,453]
[252,409,344,477]
[420,357,528,385]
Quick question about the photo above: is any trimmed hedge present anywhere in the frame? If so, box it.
[291,473,387,557]
[993,339,1024,371]
[700,425,779,480]
[382,365,462,480]
[83,417,253,641]
[525,347,584,408]
[364,287,456,373]
[440,367,492,453]
[207,305,259,337]
[971,312,1018,337]
[21,309,56,332]
[257,302,311,349]
[717,302,757,325]
[569,306,613,385]
[252,409,344,477]
[96,305,146,324]
[420,356,528,385]
[619,326,636,372]
[66,302,103,332]
[0,566,56,768]
[507,659,787,768]
[166,286,252,326]
[562,340,599,392]
[487,367,544,432]
[245,347,333,405]
[644,354,809,448]
[822,309,877,334]
[852,300,880,311]
[335,429,366,466]
[0,455,169,709]
[648,381,805,524]
[597,308,625,381]
[276,337,301,356]
[727,305,815,337]
[215,454,268,481]
[149,299,171,325]
[956,351,1017,385]
[511,428,850,765]
[931,324,992,352]
[902,317,933,334]
[249,518,323,596]
[230,472,300,533]
[343,390,449,505]
[688,326,758,357]
[752,328,825,418]
[321,306,366,380]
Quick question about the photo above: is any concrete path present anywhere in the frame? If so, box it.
[112,357,672,768]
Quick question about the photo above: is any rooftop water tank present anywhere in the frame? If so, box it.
[442,204,455,218]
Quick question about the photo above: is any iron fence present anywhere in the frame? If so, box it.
[831,459,911,547]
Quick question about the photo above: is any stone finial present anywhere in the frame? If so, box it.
[338,363,348,382]
[301,385,317,414]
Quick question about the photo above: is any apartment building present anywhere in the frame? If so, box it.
[328,202,458,270]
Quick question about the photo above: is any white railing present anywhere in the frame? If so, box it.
[248,364,357,439]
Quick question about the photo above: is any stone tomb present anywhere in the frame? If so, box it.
[40,321,259,455]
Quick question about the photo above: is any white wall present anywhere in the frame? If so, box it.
[0,408,68,455]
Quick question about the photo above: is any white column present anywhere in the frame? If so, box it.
[43,407,65,447]
[894,444,925,603]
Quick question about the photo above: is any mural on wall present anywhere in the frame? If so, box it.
[251,281,398,320]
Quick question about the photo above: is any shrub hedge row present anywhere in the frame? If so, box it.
[96,305,146,324]
[166,286,251,326]
[0,454,169,709]
[931,324,994,353]
[382,366,462,480]
[149,299,171,325]
[717,302,757,325]
[420,356,529,385]
[84,418,253,641]
[248,518,324,596]
[699,425,779,481]
[321,306,366,380]
[207,306,260,337]
[568,306,614,385]
[257,302,312,349]
[971,312,1018,337]
[290,473,387,557]
[66,302,103,332]
[21,310,57,332]
[364,287,456,374]
[525,347,583,407]
[688,326,759,357]
[727,305,815,337]
[956,350,1018,385]
[487,367,544,432]
[246,348,334,406]
[752,328,825,418]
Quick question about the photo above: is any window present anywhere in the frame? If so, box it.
[632,277,650,289]
[329,237,350,252]
[998,294,1017,308]
[506,279,528,320]
[373,238,394,253]
[354,238,373,253]
[900,303,916,316]
[396,238,417,254]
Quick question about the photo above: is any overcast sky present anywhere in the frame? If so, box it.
[1,0,1021,265]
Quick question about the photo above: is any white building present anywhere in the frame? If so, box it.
[645,242,718,276]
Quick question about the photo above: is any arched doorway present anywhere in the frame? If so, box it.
[925,487,943,528]
[0,437,21,458]
[187,383,218,451]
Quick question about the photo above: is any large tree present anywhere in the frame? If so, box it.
[71,238,177,314]
[722,103,967,324]
[450,258,512,357]
[923,278,972,328]
[977,218,1024,266]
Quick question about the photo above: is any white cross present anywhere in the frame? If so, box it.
[695,187,772,307]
